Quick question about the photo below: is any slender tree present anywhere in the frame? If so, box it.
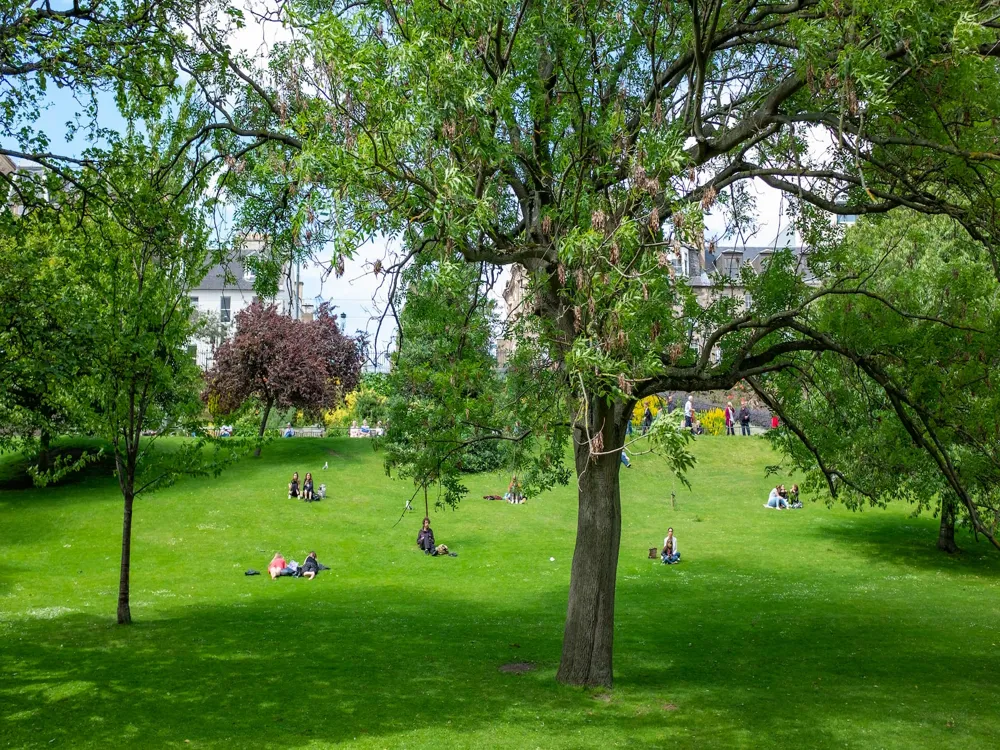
[63,116,239,625]
[383,257,507,511]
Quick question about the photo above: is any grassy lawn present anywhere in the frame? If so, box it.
[1,436,999,749]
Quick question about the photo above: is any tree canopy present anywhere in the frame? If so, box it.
[382,257,508,511]
[203,300,362,453]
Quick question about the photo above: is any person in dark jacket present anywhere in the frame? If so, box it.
[417,517,435,554]
[739,400,752,436]
[301,551,321,579]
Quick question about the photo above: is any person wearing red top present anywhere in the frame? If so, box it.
[771,414,779,430]
[268,553,287,580]
[724,401,736,436]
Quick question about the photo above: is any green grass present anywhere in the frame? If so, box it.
[1,436,999,749]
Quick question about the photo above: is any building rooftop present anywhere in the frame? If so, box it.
[192,235,267,294]
[688,244,813,287]
[194,259,256,293]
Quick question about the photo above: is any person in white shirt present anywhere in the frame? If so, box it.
[661,527,680,564]
[683,397,694,428]
[764,484,789,509]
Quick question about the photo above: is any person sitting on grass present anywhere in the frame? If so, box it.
[302,472,315,501]
[301,551,321,579]
[764,484,789,509]
[661,528,680,564]
[788,484,803,508]
[288,472,300,499]
[417,517,435,554]
[504,475,526,504]
[268,553,288,580]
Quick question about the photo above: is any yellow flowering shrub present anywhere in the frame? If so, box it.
[701,408,726,436]
[632,396,663,424]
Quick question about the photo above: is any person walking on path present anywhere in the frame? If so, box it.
[684,396,694,429]
[739,400,752,436]
[642,406,653,435]
[724,402,736,436]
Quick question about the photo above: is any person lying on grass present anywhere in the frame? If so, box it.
[302,472,315,501]
[661,528,680,564]
[301,551,321,579]
[268,553,288,579]
[417,517,435,553]
[288,472,300,499]
[764,484,789,509]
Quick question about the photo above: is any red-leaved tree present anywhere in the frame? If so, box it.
[203,302,361,454]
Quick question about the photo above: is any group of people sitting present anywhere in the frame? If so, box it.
[764,483,803,509]
[268,551,328,579]
[416,517,457,556]
[349,420,385,438]
[288,471,325,501]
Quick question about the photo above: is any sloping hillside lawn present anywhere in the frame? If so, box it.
[1,436,998,749]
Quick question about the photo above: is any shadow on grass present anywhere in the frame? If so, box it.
[3,573,998,749]
[808,511,1000,574]
[0,439,116,492]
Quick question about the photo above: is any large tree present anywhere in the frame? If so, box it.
[765,211,1000,553]
[194,0,1000,686]
[203,301,362,455]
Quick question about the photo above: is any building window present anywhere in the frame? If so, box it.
[244,255,256,282]
[220,296,231,323]
[836,213,858,225]
[190,295,199,308]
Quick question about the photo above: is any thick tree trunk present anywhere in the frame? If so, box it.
[254,397,273,458]
[117,488,134,624]
[938,496,958,553]
[557,402,624,688]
